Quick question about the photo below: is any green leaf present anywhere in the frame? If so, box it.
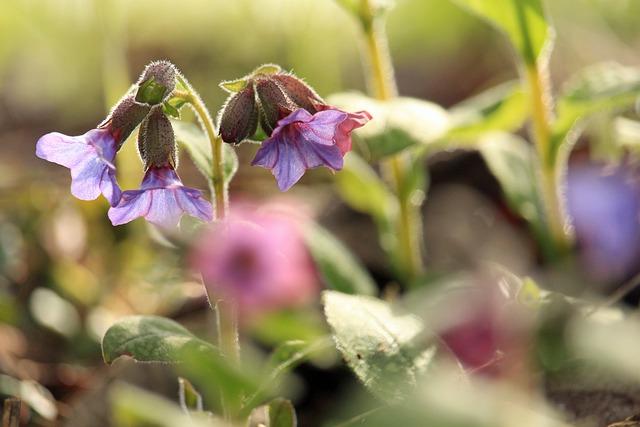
[323,291,437,402]
[269,398,297,427]
[172,120,239,185]
[451,0,551,65]
[336,154,398,221]
[328,93,450,160]
[136,76,168,105]
[552,62,640,159]
[162,101,181,119]
[252,63,282,76]
[304,223,377,296]
[111,383,221,427]
[178,377,203,413]
[101,315,216,364]
[447,81,528,140]
[219,78,249,93]
[478,133,554,256]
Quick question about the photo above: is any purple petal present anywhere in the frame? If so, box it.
[145,189,187,228]
[108,190,151,226]
[276,108,314,127]
[176,188,214,222]
[36,132,95,169]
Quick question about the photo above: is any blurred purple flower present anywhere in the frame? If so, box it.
[108,166,213,228]
[36,129,121,206]
[192,205,318,318]
[252,107,371,191]
[567,163,640,283]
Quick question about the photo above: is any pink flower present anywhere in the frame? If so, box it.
[191,205,318,318]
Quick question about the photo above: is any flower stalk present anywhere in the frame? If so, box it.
[361,2,424,282]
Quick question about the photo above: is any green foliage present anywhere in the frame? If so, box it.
[447,81,529,141]
[178,377,204,413]
[323,291,436,402]
[477,133,554,256]
[172,120,239,184]
[552,62,640,161]
[101,315,216,364]
[268,398,297,427]
[451,0,551,65]
[110,383,222,427]
[327,92,450,161]
[304,223,377,296]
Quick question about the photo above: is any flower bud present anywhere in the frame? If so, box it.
[254,77,296,135]
[137,107,177,170]
[135,60,177,105]
[272,74,323,114]
[101,95,151,148]
[218,85,259,144]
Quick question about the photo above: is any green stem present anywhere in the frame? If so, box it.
[361,6,424,282]
[174,80,239,418]
[525,64,569,254]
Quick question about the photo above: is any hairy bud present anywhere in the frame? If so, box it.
[272,74,323,114]
[254,78,296,134]
[101,95,151,148]
[135,60,177,105]
[137,107,177,170]
[218,85,259,144]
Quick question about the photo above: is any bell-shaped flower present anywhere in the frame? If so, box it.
[108,165,213,228]
[252,107,371,191]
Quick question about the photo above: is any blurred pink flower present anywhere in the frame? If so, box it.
[191,204,318,318]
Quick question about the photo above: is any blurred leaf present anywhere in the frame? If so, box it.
[451,0,551,65]
[179,342,261,417]
[172,120,239,185]
[447,81,528,140]
[219,78,249,93]
[178,377,203,413]
[552,63,640,160]
[0,375,57,421]
[323,291,437,402]
[163,101,181,119]
[336,153,398,221]
[328,93,449,160]
[101,315,216,364]
[478,132,554,256]
[333,0,395,28]
[111,382,222,427]
[304,223,377,296]
[268,398,297,427]
[251,309,327,345]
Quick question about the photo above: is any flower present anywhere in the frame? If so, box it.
[108,165,213,228]
[252,107,371,191]
[36,128,122,206]
[191,205,318,318]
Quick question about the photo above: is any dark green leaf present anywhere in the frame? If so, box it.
[178,377,203,413]
[269,398,297,427]
[323,291,437,402]
[162,101,181,119]
[304,223,377,296]
[101,315,216,364]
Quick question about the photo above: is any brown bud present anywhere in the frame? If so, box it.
[254,77,296,135]
[101,95,151,148]
[218,85,259,144]
[137,107,177,170]
[272,74,323,113]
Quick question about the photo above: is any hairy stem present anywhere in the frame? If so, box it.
[362,8,424,283]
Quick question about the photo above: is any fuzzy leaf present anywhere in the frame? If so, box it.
[101,315,216,364]
[552,63,640,160]
[172,120,239,185]
[178,377,203,413]
[478,133,554,256]
[269,398,297,427]
[328,93,449,160]
[323,291,436,402]
[447,81,528,140]
[451,0,551,65]
[219,78,249,93]
[304,223,377,296]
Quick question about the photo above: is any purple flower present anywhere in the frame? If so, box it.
[191,204,318,319]
[108,165,213,228]
[36,128,122,206]
[252,107,371,191]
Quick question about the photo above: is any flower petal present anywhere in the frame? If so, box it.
[145,189,186,228]
[36,132,94,169]
[108,190,151,226]
[176,188,214,222]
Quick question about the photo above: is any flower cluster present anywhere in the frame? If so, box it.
[218,65,371,191]
[36,61,212,228]
[191,204,318,319]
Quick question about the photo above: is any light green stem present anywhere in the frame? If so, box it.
[362,6,424,283]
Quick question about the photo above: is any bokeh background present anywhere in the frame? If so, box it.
[2,0,640,425]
